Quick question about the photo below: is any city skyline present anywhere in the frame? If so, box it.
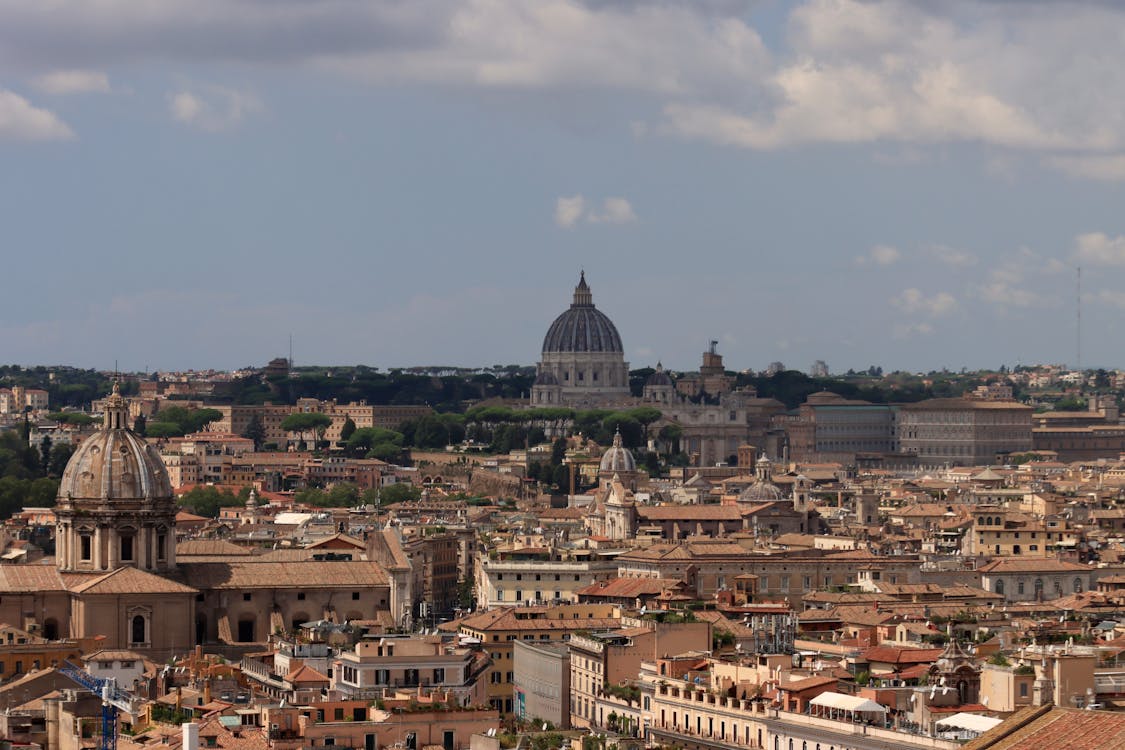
[4,1,1125,372]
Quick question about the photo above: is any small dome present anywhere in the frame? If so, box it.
[599,431,636,474]
[646,363,673,387]
[542,272,624,354]
[739,480,784,503]
[58,384,173,503]
[534,370,560,387]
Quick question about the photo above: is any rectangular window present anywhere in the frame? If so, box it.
[80,536,92,561]
[121,536,133,561]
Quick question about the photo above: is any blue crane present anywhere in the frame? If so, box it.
[60,661,137,750]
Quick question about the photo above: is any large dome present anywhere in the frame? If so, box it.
[542,272,624,354]
[58,384,173,503]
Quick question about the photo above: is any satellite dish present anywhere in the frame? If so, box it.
[982,696,989,706]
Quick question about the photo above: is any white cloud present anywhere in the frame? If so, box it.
[554,195,586,229]
[588,197,637,225]
[6,1,1125,177]
[0,89,73,140]
[855,244,900,266]
[977,282,1036,308]
[927,244,977,268]
[168,86,260,132]
[1074,232,1125,266]
[1091,289,1125,309]
[33,70,110,95]
[1048,154,1125,182]
[892,321,934,339]
[890,288,957,317]
[555,194,637,227]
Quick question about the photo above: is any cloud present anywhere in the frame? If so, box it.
[5,1,1125,176]
[977,281,1036,308]
[892,321,934,339]
[1048,154,1125,181]
[168,86,260,132]
[855,244,900,266]
[33,69,110,95]
[1074,232,1125,265]
[927,244,978,268]
[555,195,586,229]
[1091,289,1125,309]
[588,197,637,224]
[890,288,957,317]
[0,89,73,140]
[555,194,637,227]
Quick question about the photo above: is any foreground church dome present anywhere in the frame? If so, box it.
[59,384,173,502]
[55,383,177,573]
[531,272,631,407]
[542,271,624,354]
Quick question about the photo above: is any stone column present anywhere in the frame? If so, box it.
[148,527,156,570]
[107,528,118,570]
[93,526,103,571]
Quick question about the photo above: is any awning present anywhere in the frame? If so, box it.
[935,713,1002,733]
[808,692,887,713]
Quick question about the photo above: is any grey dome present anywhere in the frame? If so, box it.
[542,272,624,354]
[58,384,173,503]
[646,364,673,387]
[739,480,784,503]
[599,431,636,473]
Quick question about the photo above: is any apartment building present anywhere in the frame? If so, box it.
[332,634,489,706]
[476,544,621,608]
[442,604,621,714]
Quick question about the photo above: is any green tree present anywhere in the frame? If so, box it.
[347,427,404,456]
[145,422,181,439]
[602,414,642,448]
[48,443,74,478]
[281,412,333,447]
[177,486,240,517]
[340,416,357,443]
[550,437,568,466]
[627,407,662,444]
[133,414,147,436]
[39,435,52,475]
[241,413,266,450]
[658,423,683,455]
[379,483,421,504]
[367,443,403,463]
[47,412,95,427]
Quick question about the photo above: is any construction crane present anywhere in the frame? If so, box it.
[60,660,137,750]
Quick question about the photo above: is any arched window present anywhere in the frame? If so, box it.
[995,580,1005,595]
[131,615,146,644]
[1074,577,1083,593]
[1034,578,1044,597]
[978,516,985,525]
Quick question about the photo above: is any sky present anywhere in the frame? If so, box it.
[4,0,1125,375]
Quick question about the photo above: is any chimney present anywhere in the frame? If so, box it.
[183,722,200,750]
[203,678,212,706]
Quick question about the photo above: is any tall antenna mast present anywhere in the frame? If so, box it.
[1076,265,1082,374]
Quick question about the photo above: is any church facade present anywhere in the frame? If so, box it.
[0,384,392,660]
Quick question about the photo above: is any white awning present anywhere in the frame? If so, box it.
[935,713,1002,733]
[808,692,887,713]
